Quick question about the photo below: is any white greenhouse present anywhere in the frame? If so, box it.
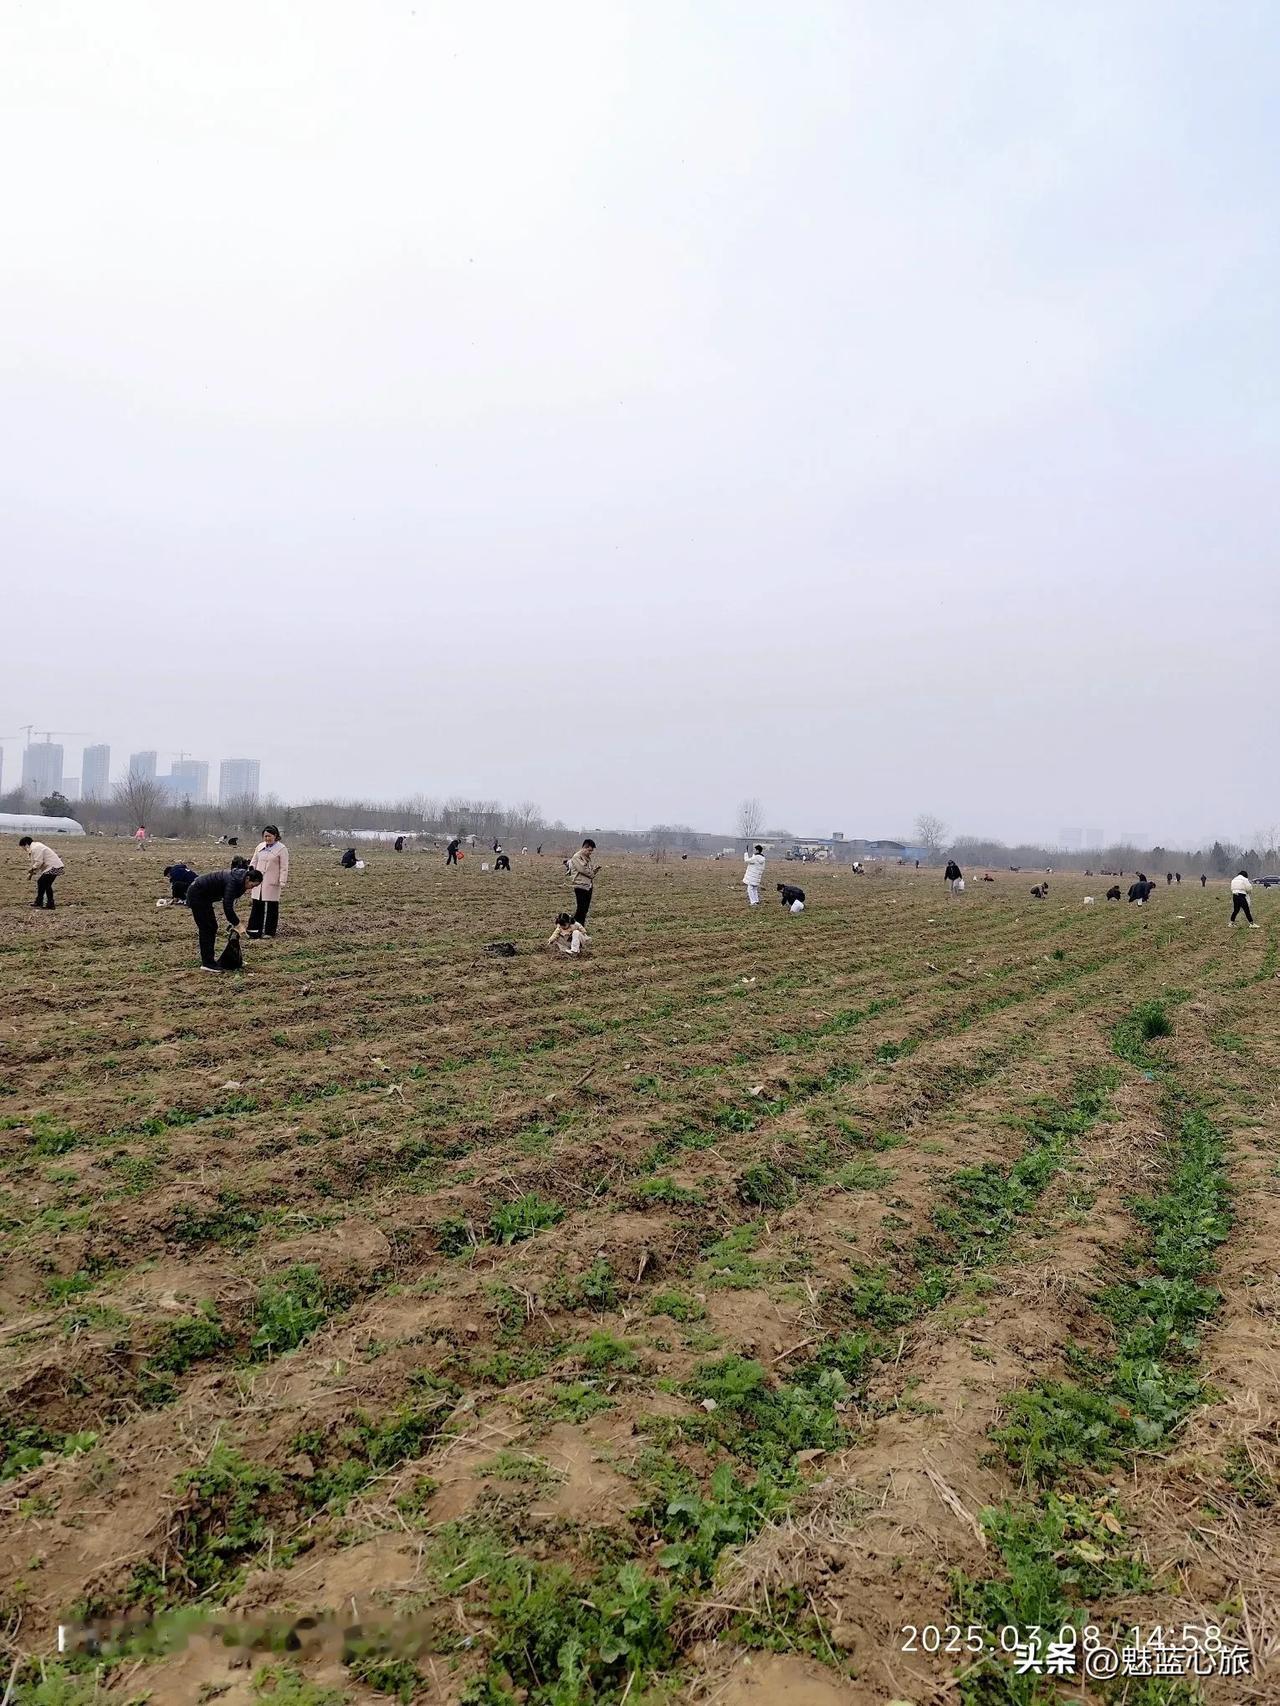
[0,813,86,837]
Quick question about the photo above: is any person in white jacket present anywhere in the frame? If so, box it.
[19,837,65,909]
[743,843,766,906]
[1229,869,1259,928]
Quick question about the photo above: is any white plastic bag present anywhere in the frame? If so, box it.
[790,899,805,913]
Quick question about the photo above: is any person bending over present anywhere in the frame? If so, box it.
[19,837,65,909]
[777,882,805,909]
[163,861,199,903]
[186,865,263,971]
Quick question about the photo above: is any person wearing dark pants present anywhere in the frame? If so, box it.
[1229,870,1258,928]
[567,838,598,925]
[248,825,289,939]
[445,837,460,865]
[185,866,263,970]
[19,837,65,909]
[163,862,199,903]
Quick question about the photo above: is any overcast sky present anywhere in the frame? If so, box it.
[4,2,1277,844]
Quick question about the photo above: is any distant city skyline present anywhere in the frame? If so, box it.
[0,736,260,807]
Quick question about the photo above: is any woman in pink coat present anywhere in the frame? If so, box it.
[247,824,289,938]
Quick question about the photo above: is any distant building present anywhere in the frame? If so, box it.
[219,757,261,805]
[62,777,80,800]
[129,750,157,781]
[163,759,209,805]
[22,740,64,798]
[82,743,111,799]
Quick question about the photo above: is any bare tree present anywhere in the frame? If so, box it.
[737,797,765,844]
[915,813,948,861]
[113,773,162,831]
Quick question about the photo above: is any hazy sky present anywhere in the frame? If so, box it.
[5,2,1277,844]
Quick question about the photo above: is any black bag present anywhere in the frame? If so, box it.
[217,930,244,972]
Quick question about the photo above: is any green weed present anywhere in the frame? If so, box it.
[489,1193,565,1244]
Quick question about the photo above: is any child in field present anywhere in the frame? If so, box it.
[547,913,590,956]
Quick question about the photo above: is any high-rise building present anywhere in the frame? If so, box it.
[164,759,210,805]
[82,744,111,799]
[129,750,157,781]
[22,740,64,798]
[62,777,80,800]
[219,757,261,805]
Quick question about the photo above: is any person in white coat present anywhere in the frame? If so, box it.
[248,824,290,939]
[743,843,766,906]
[1229,869,1259,928]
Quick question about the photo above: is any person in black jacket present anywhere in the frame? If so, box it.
[186,866,263,970]
[163,862,199,903]
[445,837,461,866]
[944,859,964,895]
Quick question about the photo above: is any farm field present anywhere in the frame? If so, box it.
[1,845,1277,1706]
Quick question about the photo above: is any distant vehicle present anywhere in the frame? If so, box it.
[1257,875,1280,887]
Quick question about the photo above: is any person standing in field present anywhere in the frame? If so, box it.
[742,843,766,906]
[248,824,289,939]
[1201,874,1207,887]
[944,858,964,895]
[568,838,599,925]
[134,826,147,849]
[185,864,263,971]
[445,836,460,866]
[19,836,65,909]
[1229,869,1259,928]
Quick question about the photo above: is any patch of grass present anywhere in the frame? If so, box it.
[147,1305,232,1374]
[633,1175,704,1205]
[1111,998,1174,1067]
[251,1264,345,1359]
[556,1259,619,1312]
[295,1390,455,1512]
[169,1192,262,1248]
[571,1330,637,1372]
[735,1160,797,1209]
[648,1290,706,1323]
[159,1444,286,1602]
[954,1494,1148,1703]
[31,1118,83,1157]
[698,1221,771,1289]
[489,1192,565,1244]
[45,1272,96,1304]
[1,1424,98,1483]
[434,1213,476,1255]
[253,1664,346,1705]
[477,1451,561,1485]
[545,1381,614,1422]
[683,1354,850,1472]
[835,1158,893,1191]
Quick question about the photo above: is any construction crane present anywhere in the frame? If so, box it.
[30,730,89,743]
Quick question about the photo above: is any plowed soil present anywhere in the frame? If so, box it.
[2,848,1276,1705]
